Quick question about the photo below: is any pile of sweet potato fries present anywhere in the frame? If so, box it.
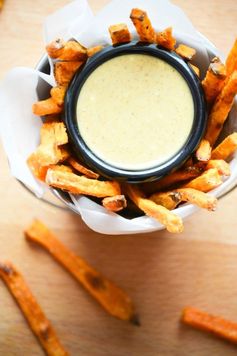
[27,8,237,233]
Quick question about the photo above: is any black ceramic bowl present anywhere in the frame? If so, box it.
[64,41,207,183]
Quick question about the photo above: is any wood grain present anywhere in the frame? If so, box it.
[1,1,237,355]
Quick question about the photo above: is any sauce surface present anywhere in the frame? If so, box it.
[77,54,194,170]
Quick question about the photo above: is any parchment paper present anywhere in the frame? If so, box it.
[0,0,236,234]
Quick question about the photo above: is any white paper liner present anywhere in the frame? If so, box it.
[0,0,237,235]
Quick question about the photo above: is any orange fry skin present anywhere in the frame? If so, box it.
[205,70,237,146]
[196,139,212,162]
[46,39,87,61]
[211,132,237,160]
[206,160,231,176]
[125,184,183,233]
[226,38,237,77]
[102,195,127,212]
[68,157,99,179]
[189,64,200,77]
[130,8,156,43]
[183,168,222,192]
[32,98,62,116]
[54,61,84,86]
[109,23,132,45]
[175,44,196,61]
[0,262,68,356]
[182,306,237,345]
[202,57,227,105]
[46,168,121,197]
[156,27,176,50]
[25,220,139,324]
[50,86,67,107]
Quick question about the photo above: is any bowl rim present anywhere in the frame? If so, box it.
[64,41,207,183]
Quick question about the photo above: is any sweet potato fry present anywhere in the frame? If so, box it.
[189,64,200,77]
[226,38,237,77]
[68,157,99,179]
[46,39,87,61]
[205,71,237,146]
[102,195,127,212]
[202,57,226,105]
[33,98,62,116]
[109,23,131,45]
[46,168,121,197]
[130,8,155,43]
[40,122,68,146]
[183,168,222,192]
[50,86,67,107]
[195,139,211,162]
[175,44,196,61]
[125,184,183,233]
[149,191,182,210]
[211,132,237,160]
[28,122,69,170]
[27,153,49,181]
[182,306,237,345]
[156,27,176,50]
[176,188,217,211]
[87,45,104,57]
[46,38,65,58]
[25,220,139,324]
[54,61,83,86]
[206,160,231,176]
[0,262,68,356]
[150,188,217,211]
[142,166,203,195]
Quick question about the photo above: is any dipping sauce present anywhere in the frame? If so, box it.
[77,54,194,170]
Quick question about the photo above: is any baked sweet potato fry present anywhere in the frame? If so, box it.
[182,306,237,345]
[40,122,68,146]
[149,191,182,210]
[54,61,83,86]
[226,38,237,77]
[183,168,222,192]
[156,27,176,50]
[45,39,65,59]
[189,64,200,77]
[150,188,217,211]
[27,153,49,181]
[0,0,4,11]
[28,122,69,171]
[33,98,62,116]
[46,39,87,61]
[109,23,131,45]
[142,166,202,195]
[125,184,183,233]
[102,195,127,212]
[202,57,226,105]
[87,45,104,57]
[46,168,121,197]
[206,160,231,176]
[50,86,67,107]
[176,188,217,211]
[0,262,68,356]
[211,132,237,160]
[68,157,99,179]
[25,220,139,324]
[205,71,237,146]
[130,8,155,43]
[195,139,211,162]
[175,44,196,61]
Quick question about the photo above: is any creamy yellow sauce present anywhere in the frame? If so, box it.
[77,54,194,170]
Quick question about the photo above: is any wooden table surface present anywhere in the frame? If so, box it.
[1,1,237,355]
